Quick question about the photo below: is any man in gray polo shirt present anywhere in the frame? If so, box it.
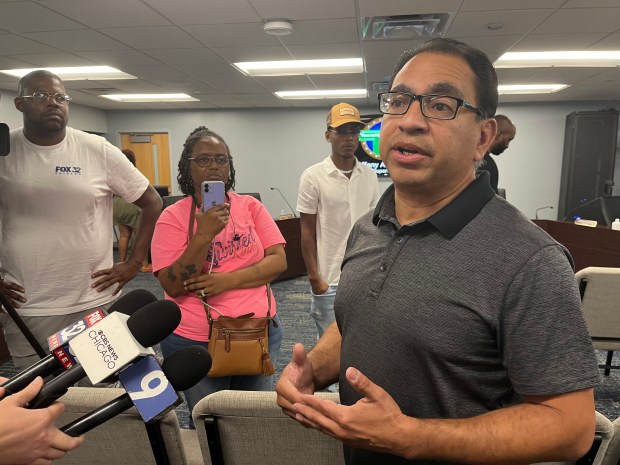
[276,38,599,465]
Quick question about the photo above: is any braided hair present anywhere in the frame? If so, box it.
[177,126,236,198]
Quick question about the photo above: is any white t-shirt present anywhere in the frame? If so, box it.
[296,156,379,285]
[0,127,149,316]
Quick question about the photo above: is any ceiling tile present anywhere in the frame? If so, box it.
[0,2,85,33]
[286,42,361,59]
[253,75,315,91]
[446,10,556,37]
[591,32,620,49]
[281,19,359,45]
[200,75,271,94]
[512,33,609,51]
[461,0,566,11]
[0,34,60,55]
[211,45,291,63]
[144,48,227,66]
[144,0,262,25]
[98,26,203,49]
[309,74,366,88]
[534,8,620,34]
[10,52,95,67]
[564,0,620,7]
[73,50,163,67]
[183,23,278,48]
[249,0,356,21]
[41,0,170,28]
[22,30,129,52]
[173,64,242,80]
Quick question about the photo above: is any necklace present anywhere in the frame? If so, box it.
[339,168,354,175]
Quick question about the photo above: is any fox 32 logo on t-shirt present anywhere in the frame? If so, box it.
[55,165,82,175]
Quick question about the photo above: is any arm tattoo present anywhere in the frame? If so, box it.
[166,267,178,283]
[179,263,198,281]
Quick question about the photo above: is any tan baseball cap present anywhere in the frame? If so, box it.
[327,102,364,128]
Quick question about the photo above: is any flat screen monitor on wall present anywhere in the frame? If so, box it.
[355,114,389,177]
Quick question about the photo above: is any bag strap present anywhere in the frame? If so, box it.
[189,200,274,333]
[188,198,198,243]
[202,285,272,325]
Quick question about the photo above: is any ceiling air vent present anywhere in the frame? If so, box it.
[370,81,390,92]
[362,13,453,41]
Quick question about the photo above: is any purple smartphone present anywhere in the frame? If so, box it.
[201,180,225,211]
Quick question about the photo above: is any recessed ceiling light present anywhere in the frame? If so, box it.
[275,89,367,99]
[0,66,136,80]
[100,93,199,102]
[495,51,620,68]
[234,58,363,77]
[498,84,569,94]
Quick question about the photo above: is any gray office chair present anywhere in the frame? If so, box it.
[238,192,262,202]
[163,195,186,209]
[575,267,620,375]
[534,411,616,465]
[193,390,345,465]
[56,387,201,465]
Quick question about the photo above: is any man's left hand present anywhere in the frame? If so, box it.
[91,261,141,295]
[293,366,414,458]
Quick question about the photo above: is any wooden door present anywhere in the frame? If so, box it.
[120,133,171,192]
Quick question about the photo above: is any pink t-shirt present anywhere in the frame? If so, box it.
[151,193,285,341]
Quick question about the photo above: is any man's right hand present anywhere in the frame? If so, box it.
[276,343,316,419]
[309,277,329,295]
[0,278,26,310]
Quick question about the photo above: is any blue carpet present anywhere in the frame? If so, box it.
[2,269,619,428]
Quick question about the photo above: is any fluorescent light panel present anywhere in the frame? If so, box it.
[234,58,363,76]
[495,51,620,68]
[0,66,136,80]
[275,89,367,99]
[101,94,198,102]
[498,84,569,94]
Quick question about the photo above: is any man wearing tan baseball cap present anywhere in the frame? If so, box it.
[296,103,379,368]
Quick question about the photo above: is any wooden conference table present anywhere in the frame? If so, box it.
[533,220,620,272]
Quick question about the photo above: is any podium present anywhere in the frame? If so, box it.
[274,217,306,281]
[533,220,620,272]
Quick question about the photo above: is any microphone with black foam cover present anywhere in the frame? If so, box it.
[28,300,181,409]
[60,346,212,436]
[0,289,157,396]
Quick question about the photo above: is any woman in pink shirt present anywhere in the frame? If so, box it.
[151,126,286,428]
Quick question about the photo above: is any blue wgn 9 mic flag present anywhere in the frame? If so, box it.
[118,355,181,423]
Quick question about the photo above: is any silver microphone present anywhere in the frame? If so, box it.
[270,187,297,218]
[535,205,554,220]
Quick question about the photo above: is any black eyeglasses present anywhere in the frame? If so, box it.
[20,91,72,104]
[188,155,230,167]
[327,127,361,137]
[378,92,484,120]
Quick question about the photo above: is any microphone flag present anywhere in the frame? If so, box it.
[118,356,181,423]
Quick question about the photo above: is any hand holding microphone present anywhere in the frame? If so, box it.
[0,376,83,465]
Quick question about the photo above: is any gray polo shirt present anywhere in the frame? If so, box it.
[335,172,600,465]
